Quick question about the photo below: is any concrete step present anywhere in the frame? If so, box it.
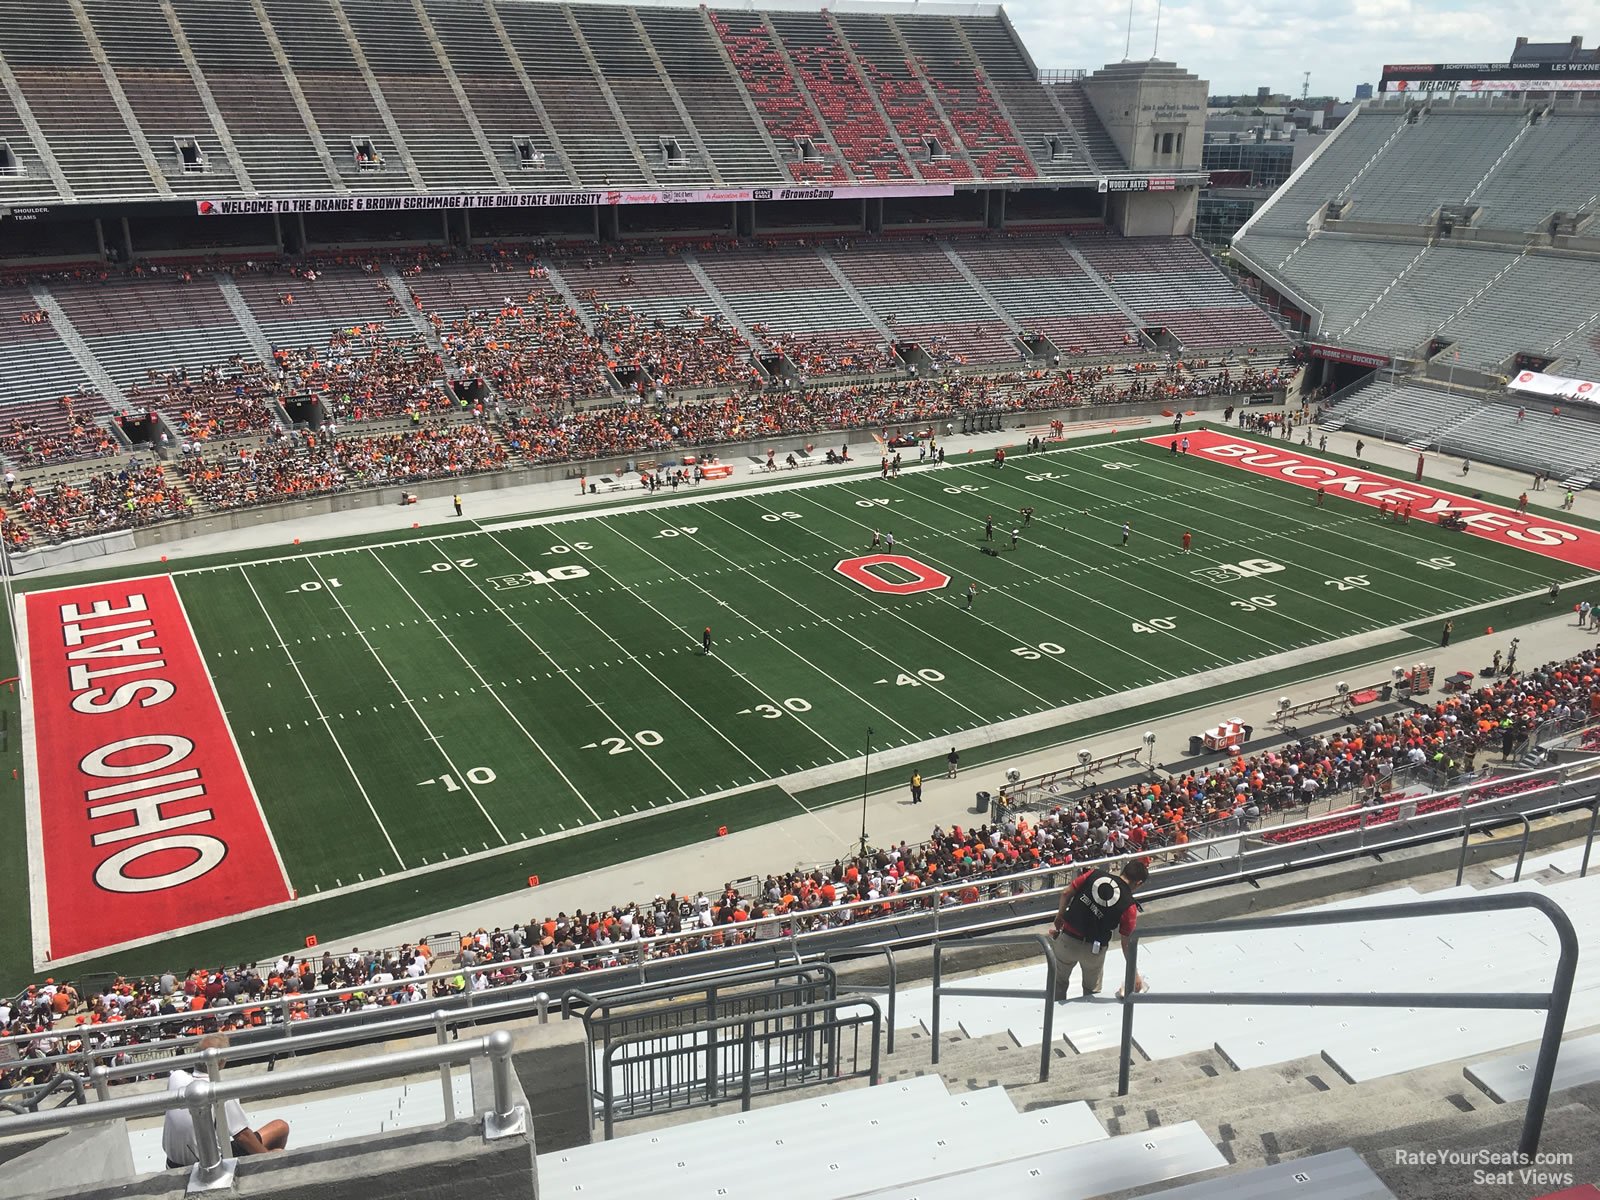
[1362,1101,1600,1200]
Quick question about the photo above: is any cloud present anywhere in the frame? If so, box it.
[1004,0,1594,97]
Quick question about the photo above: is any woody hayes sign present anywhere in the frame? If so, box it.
[1148,431,1600,570]
[21,577,290,963]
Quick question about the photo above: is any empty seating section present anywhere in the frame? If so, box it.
[565,253,719,328]
[1049,81,1124,172]
[1348,111,1526,225]
[709,11,847,184]
[169,0,334,194]
[834,12,971,181]
[0,0,156,197]
[422,0,560,185]
[497,2,651,188]
[957,238,1134,354]
[831,243,1013,364]
[699,248,889,371]
[0,286,95,408]
[569,5,715,186]
[1469,111,1600,232]
[958,17,1085,181]
[895,17,1035,180]
[1334,243,1517,349]
[260,0,407,191]
[634,8,785,185]
[1263,235,1425,338]
[1078,237,1286,348]
[1434,253,1600,365]
[1329,379,1484,444]
[0,86,60,205]
[767,12,911,183]
[1437,402,1600,479]
[1241,109,1405,236]
[231,266,402,349]
[408,260,555,322]
[341,0,501,191]
[0,394,116,467]
[80,0,239,196]
[49,275,255,387]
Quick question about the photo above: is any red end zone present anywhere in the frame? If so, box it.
[1149,430,1600,571]
[20,575,291,963]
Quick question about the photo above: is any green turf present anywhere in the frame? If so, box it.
[9,428,1594,987]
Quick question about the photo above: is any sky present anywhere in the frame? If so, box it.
[1002,0,1598,98]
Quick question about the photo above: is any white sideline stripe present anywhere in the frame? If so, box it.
[169,579,295,900]
[17,592,49,970]
[306,555,509,842]
[238,565,406,870]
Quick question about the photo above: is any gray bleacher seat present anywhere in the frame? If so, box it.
[1470,110,1600,233]
[1466,1030,1600,1104]
[1245,107,1408,236]
[1327,379,1483,447]
[1130,1148,1396,1200]
[847,1120,1224,1200]
[1347,111,1526,225]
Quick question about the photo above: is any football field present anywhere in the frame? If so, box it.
[15,428,1599,973]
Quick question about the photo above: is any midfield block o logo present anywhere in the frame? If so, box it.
[835,554,950,595]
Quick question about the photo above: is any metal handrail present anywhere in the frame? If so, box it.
[597,995,882,1140]
[930,934,1058,1083]
[1114,893,1579,1157]
[0,1031,527,1192]
[0,1070,87,1114]
[7,760,1597,1077]
[1452,794,1600,885]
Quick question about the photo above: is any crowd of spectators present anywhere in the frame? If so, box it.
[592,303,762,393]
[10,462,189,542]
[7,647,1593,1083]
[0,400,119,467]
[757,327,897,378]
[445,297,614,408]
[177,423,509,510]
[125,363,276,443]
[273,328,453,424]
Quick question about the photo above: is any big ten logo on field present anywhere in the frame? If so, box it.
[1190,558,1285,586]
[487,565,590,591]
[835,554,950,595]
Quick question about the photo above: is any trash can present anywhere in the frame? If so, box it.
[1241,724,1254,745]
[1188,734,1204,756]
[1380,682,1393,701]
[588,483,596,495]
[976,791,991,814]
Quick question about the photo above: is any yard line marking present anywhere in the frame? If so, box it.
[1168,455,1548,598]
[304,556,509,843]
[593,522,865,759]
[612,517,922,737]
[784,488,1184,683]
[364,550,605,819]
[396,540,691,803]
[948,457,1385,634]
[726,496,1064,709]
[470,531,777,781]
[236,565,405,870]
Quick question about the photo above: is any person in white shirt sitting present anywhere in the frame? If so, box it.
[162,1035,289,1170]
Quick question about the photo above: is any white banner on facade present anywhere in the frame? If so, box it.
[1508,369,1600,405]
